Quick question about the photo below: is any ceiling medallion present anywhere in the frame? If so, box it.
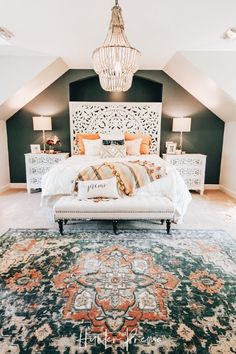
[92,0,141,92]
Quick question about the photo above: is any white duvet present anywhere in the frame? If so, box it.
[41,155,192,223]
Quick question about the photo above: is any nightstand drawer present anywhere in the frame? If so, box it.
[163,153,207,195]
[25,153,69,193]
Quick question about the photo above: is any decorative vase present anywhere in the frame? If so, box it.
[48,146,55,154]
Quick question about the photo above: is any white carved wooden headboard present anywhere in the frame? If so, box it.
[69,102,162,155]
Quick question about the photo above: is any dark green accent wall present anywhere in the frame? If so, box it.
[6,69,224,184]
[70,76,163,102]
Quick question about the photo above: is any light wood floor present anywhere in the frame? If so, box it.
[0,189,236,239]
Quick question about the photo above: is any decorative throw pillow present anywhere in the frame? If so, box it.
[83,139,102,156]
[102,139,124,146]
[125,138,142,155]
[76,133,100,154]
[100,133,124,141]
[125,133,152,154]
[77,177,119,199]
[100,145,126,158]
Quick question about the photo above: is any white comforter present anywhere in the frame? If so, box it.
[41,155,192,223]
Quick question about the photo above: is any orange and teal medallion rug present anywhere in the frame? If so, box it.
[0,229,235,353]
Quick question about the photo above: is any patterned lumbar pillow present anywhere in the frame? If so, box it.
[102,139,124,146]
[100,133,125,146]
[100,145,126,158]
[78,177,119,199]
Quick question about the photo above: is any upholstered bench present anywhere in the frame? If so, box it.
[53,195,175,235]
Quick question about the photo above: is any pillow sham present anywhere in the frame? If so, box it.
[77,177,119,200]
[100,133,124,141]
[102,139,124,146]
[83,138,102,156]
[76,133,100,154]
[125,133,152,154]
[100,145,126,158]
[125,138,142,155]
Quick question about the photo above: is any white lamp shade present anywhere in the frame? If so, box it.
[172,117,191,132]
[33,116,52,131]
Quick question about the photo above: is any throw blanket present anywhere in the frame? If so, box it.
[76,160,165,196]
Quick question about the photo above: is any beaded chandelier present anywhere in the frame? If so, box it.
[92,0,141,92]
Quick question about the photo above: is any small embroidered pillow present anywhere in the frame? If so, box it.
[77,177,119,200]
[100,145,126,158]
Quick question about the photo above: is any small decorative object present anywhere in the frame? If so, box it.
[30,144,41,154]
[166,142,177,155]
[92,0,141,92]
[32,116,52,153]
[166,141,174,149]
[46,135,61,153]
[172,117,191,152]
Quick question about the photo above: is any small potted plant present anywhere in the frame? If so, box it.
[46,135,61,153]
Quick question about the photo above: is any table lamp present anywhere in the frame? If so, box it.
[33,116,52,152]
[172,117,191,152]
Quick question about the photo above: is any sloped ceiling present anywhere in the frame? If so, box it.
[0,53,68,120]
[0,0,236,121]
[164,52,236,123]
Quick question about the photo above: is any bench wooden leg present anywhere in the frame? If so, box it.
[166,220,171,235]
[113,220,118,235]
[58,220,64,235]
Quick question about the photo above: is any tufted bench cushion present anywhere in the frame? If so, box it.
[53,195,175,234]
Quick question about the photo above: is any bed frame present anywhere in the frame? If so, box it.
[69,101,162,155]
[62,101,173,233]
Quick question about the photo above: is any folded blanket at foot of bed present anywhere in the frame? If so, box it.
[76,160,166,196]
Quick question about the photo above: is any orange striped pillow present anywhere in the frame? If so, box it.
[76,133,100,154]
[125,133,152,154]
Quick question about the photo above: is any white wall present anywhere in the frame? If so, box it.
[220,122,236,198]
[0,55,57,105]
[0,56,68,120]
[182,51,236,101]
[164,52,236,123]
[0,120,10,191]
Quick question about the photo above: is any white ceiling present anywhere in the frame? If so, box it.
[0,0,236,69]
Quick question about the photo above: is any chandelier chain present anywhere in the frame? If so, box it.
[92,0,140,92]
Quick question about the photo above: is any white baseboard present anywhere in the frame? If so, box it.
[0,183,10,193]
[220,185,236,199]
[204,184,220,190]
[10,183,27,189]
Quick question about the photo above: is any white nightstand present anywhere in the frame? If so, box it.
[25,153,69,193]
[163,153,207,195]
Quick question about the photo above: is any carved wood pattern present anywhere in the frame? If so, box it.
[163,154,207,193]
[69,102,162,155]
[25,153,69,192]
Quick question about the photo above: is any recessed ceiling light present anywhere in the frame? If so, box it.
[0,27,14,41]
[224,27,236,40]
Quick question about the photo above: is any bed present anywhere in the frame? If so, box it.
[41,101,192,231]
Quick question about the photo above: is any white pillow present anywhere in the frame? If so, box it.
[78,177,120,200]
[125,138,142,155]
[100,132,124,140]
[83,139,102,156]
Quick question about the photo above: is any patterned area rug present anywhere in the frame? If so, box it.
[0,229,235,354]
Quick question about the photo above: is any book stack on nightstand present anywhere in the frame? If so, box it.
[163,153,207,195]
[25,153,69,193]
